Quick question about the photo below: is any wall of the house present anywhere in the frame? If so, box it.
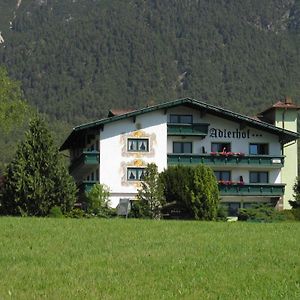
[275,108,298,209]
[99,110,167,207]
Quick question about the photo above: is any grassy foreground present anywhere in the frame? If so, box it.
[0,218,299,299]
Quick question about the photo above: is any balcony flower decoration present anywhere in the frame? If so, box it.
[238,181,245,185]
[218,180,234,185]
[210,152,218,156]
[236,152,245,156]
[226,152,234,156]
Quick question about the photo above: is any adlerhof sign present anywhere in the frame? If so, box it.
[209,128,263,139]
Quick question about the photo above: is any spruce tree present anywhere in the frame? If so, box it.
[0,117,77,216]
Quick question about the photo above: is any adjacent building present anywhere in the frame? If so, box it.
[60,97,299,215]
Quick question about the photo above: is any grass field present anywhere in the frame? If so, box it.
[0,218,299,299]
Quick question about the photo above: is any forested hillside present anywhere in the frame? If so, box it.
[0,0,300,124]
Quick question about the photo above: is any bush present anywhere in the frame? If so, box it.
[291,208,300,221]
[65,208,86,218]
[238,204,288,222]
[85,183,114,218]
[216,205,228,221]
[160,165,220,220]
[49,206,64,218]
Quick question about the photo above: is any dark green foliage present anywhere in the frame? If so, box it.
[190,165,220,220]
[291,208,300,220]
[128,201,148,219]
[137,163,165,219]
[0,117,77,216]
[160,165,194,218]
[49,206,64,218]
[289,177,300,208]
[238,204,288,222]
[85,183,113,217]
[161,165,220,220]
[1,0,300,127]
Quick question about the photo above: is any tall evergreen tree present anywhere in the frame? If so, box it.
[0,117,77,216]
[190,165,220,220]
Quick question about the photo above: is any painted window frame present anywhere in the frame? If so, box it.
[211,142,231,152]
[127,167,146,181]
[173,141,193,154]
[249,171,269,183]
[249,143,269,155]
[169,114,193,124]
[127,138,149,152]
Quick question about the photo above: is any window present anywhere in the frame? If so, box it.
[249,143,269,155]
[173,142,192,153]
[127,168,145,181]
[211,142,231,152]
[169,114,193,124]
[214,171,231,181]
[128,139,149,152]
[227,203,240,216]
[249,171,268,183]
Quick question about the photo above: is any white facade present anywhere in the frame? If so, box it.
[62,98,299,213]
[99,111,167,207]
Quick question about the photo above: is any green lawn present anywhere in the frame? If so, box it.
[0,218,299,299]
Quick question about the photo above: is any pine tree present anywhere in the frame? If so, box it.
[0,117,77,216]
[137,163,165,219]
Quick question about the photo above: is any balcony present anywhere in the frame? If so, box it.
[219,183,285,196]
[167,123,209,136]
[79,180,99,193]
[167,153,284,168]
[69,151,100,174]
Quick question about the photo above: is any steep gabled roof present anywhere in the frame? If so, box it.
[60,97,300,150]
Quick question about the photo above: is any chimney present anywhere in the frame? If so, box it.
[284,96,292,104]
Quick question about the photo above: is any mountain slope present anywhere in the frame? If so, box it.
[0,0,300,126]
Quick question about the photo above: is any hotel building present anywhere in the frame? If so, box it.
[60,97,299,215]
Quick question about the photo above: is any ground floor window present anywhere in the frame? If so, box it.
[173,142,192,153]
[249,171,268,183]
[127,168,145,181]
[224,202,241,216]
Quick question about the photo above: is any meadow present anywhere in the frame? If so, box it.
[0,218,299,299]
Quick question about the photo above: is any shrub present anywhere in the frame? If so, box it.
[238,204,288,222]
[49,206,64,218]
[160,165,220,220]
[85,183,112,217]
[65,208,86,218]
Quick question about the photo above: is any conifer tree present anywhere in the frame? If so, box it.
[137,163,165,219]
[190,165,220,220]
[0,117,77,216]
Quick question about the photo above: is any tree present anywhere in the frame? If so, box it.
[85,183,111,217]
[137,163,165,219]
[0,66,29,132]
[161,165,220,220]
[0,117,77,216]
[190,165,220,220]
[289,178,300,208]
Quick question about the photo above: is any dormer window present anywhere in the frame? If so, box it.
[169,114,193,124]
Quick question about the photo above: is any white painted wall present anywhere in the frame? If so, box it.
[100,110,167,207]
[91,104,286,208]
[167,106,281,155]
